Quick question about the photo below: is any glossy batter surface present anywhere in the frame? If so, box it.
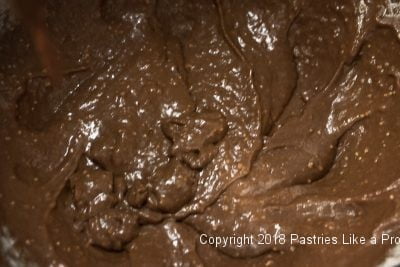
[1,0,400,266]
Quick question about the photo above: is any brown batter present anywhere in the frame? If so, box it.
[1,0,400,266]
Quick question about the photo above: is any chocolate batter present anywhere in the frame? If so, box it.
[1,0,400,266]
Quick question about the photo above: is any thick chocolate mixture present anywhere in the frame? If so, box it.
[1,0,400,266]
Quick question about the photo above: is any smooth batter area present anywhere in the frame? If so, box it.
[1,0,400,266]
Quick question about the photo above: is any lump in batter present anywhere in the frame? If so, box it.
[87,209,139,251]
[162,110,228,169]
[147,159,197,213]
